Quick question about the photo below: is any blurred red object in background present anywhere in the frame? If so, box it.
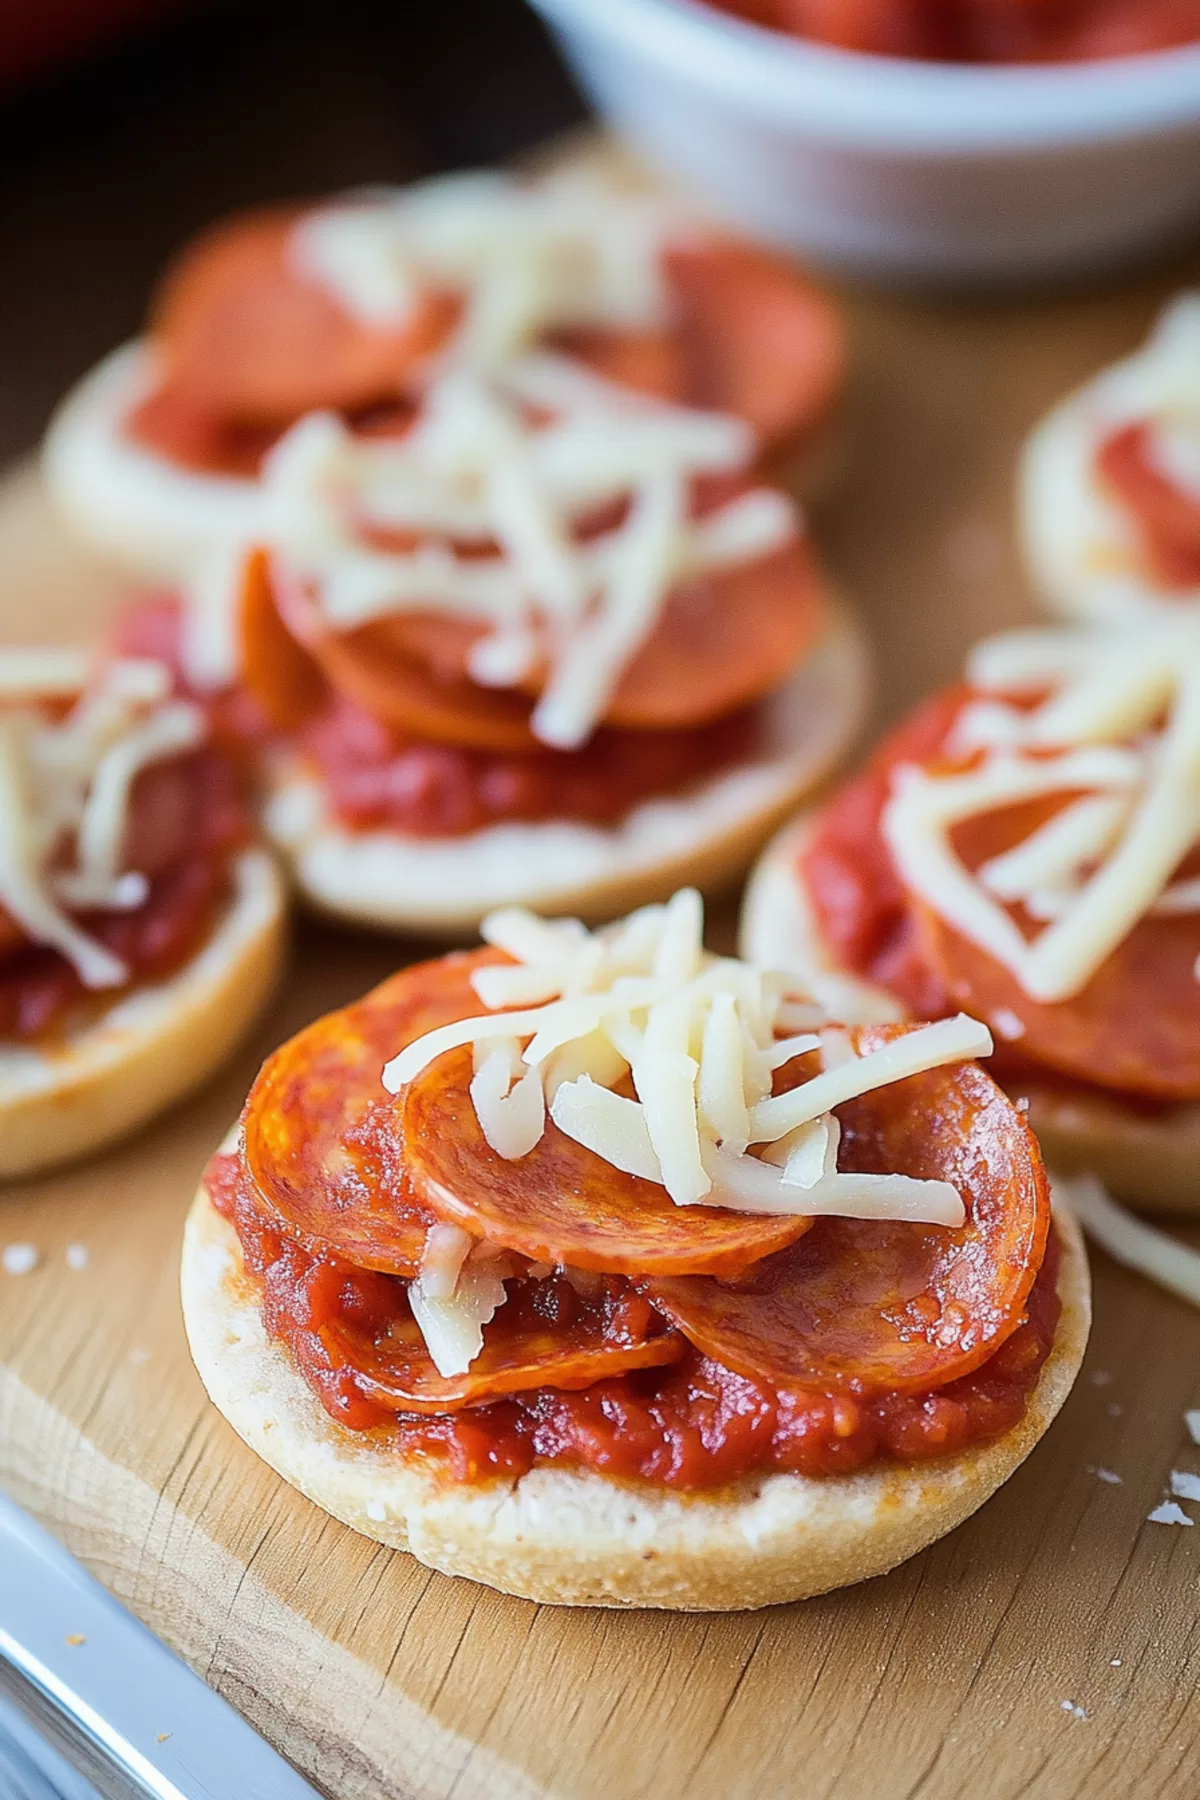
[0,0,193,88]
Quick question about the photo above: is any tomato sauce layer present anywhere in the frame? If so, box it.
[0,747,248,1040]
[299,695,761,836]
[210,1153,1059,1492]
[714,0,1200,60]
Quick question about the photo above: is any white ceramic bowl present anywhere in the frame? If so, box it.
[528,0,1200,281]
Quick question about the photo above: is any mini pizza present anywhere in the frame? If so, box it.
[182,890,1089,1610]
[42,167,845,580]
[743,616,1200,1213]
[159,341,866,932]
[1018,294,1200,622]
[0,636,286,1178]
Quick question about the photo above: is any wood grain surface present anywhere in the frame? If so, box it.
[2,208,1200,1800]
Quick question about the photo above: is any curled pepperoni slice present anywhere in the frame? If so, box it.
[148,206,457,426]
[237,547,329,731]
[664,241,844,456]
[324,1275,683,1414]
[401,1047,813,1278]
[913,796,1200,1102]
[643,1026,1050,1397]
[242,950,503,1273]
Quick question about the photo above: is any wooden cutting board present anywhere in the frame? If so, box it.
[3,224,1200,1800]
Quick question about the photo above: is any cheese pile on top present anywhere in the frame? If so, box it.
[0,649,204,989]
[249,352,800,751]
[386,888,988,1223]
[882,618,1200,1005]
[290,168,688,369]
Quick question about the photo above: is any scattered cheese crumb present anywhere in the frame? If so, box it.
[1059,1701,1088,1721]
[3,1243,39,1276]
[65,1242,89,1271]
[1014,1095,1030,1114]
[65,1634,86,1647]
[990,1007,1026,1041]
[1186,1409,1200,1445]
[1147,1501,1194,1526]
[1170,1470,1200,1502]
[366,1500,387,1522]
[1110,1658,1122,1668]
[1090,1370,1112,1386]
[1090,1468,1122,1486]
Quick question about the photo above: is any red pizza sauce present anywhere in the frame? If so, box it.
[209,1152,1060,1492]
[1095,421,1200,590]
[298,694,761,836]
[715,0,1200,60]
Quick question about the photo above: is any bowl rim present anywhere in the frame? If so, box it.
[529,0,1200,148]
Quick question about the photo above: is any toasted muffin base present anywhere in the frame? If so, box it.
[181,1172,1089,1612]
[741,812,1200,1214]
[259,598,870,937]
[0,849,287,1180]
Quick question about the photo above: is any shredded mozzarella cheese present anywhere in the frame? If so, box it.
[1057,1172,1200,1310]
[0,655,206,989]
[408,1248,509,1378]
[383,891,990,1232]
[883,618,1200,1005]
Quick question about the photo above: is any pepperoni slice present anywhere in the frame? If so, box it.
[323,1275,683,1414]
[302,613,542,753]
[242,950,504,1273]
[401,1047,814,1278]
[913,798,1200,1101]
[1096,422,1200,590]
[237,547,329,731]
[664,241,844,455]
[643,1026,1050,1397]
[603,535,822,731]
[148,207,458,426]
